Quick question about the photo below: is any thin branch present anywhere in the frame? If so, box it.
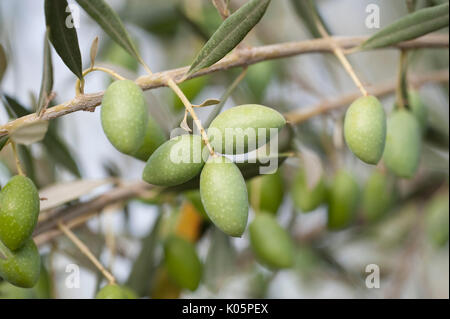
[0,34,447,137]
[285,69,449,124]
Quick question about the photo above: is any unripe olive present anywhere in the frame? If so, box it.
[327,170,359,230]
[249,213,294,269]
[408,90,428,133]
[425,193,449,247]
[383,110,422,178]
[208,104,286,154]
[95,284,137,299]
[142,134,206,187]
[200,156,249,237]
[0,239,40,288]
[344,96,386,164]
[0,175,40,251]
[132,117,167,161]
[163,235,202,291]
[249,169,284,215]
[291,168,327,213]
[362,171,392,223]
[101,80,148,155]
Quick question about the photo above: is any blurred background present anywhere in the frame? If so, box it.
[0,0,448,299]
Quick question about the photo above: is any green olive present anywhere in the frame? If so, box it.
[163,235,202,291]
[200,156,249,237]
[425,193,449,247]
[101,80,148,155]
[327,170,359,230]
[249,213,294,269]
[0,175,40,251]
[142,134,206,186]
[208,104,286,154]
[383,109,422,178]
[132,116,167,162]
[344,96,386,164]
[291,168,327,213]
[95,284,137,299]
[249,169,284,215]
[0,239,41,288]
[362,170,392,223]
[408,90,428,133]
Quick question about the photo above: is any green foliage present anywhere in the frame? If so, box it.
[44,0,82,79]
[0,44,7,83]
[143,134,206,187]
[383,109,422,178]
[344,96,387,165]
[359,3,449,50]
[101,80,148,155]
[163,235,202,291]
[0,176,40,251]
[200,156,248,237]
[36,30,53,116]
[188,0,271,76]
[249,213,294,269]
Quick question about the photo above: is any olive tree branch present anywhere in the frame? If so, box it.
[0,34,447,137]
[32,68,448,247]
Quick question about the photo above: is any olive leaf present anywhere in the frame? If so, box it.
[9,120,50,146]
[37,29,54,117]
[187,0,271,76]
[192,98,220,108]
[0,43,7,84]
[126,211,163,297]
[359,2,449,50]
[44,0,83,79]
[290,0,331,38]
[89,36,99,69]
[75,0,144,65]
[18,145,38,185]
[0,136,8,152]
[2,94,31,118]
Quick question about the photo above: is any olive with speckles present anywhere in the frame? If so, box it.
[200,156,248,237]
[0,175,40,251]
[101,80,148,155]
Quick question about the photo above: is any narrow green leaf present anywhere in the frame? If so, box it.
[45,0,83,79]
[126,212,163,297]
[0,136,9,152]
[43,122,82,178]
[75,0,143,65]
[89,36,99,69]
[188,0,271,76]
[290,0,331,38]
[2,94,31,118]
[37,30,54,117]
[0,44,7,84]
[360,3,449,50]
[18,145,38,186]
[192,98,220,108]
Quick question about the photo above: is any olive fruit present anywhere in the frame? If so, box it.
[291,168,327,213]
[249,213,294,269]
[132,117,167,161]
[143,134,206,186]
[96,284,137,299]
[208,104,286,154]
[425,193,449,247]
[362,171,392,223]
[408,90,428,133]
[383,109,422,178]
[163,235,202,291]
[0,239,40,288]
[344,96,386,164]
[101,80,148,155]
[0,175,40,251]
[249,169,284,215]
[327,170,359,230]
[200,156,249,237]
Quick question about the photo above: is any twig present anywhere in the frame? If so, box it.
[285,69,449,124]
[58,221,116,285]
[0,35,447,137]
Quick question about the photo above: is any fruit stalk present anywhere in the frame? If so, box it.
[58,222,116,285]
